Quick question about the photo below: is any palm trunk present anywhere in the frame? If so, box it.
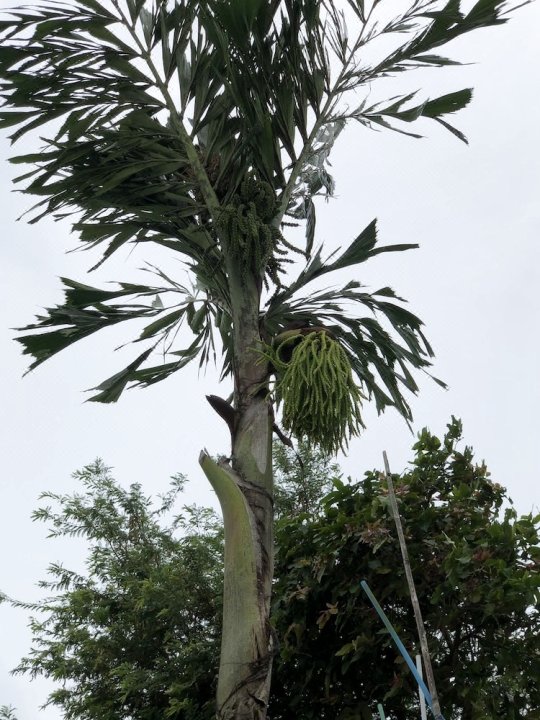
[200,266,274,720]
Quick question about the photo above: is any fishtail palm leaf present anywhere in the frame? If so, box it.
[264,220,442,422]
[0,0,524,410]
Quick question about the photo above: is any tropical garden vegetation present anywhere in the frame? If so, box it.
[0,1,531,717]
[1,421,538,719]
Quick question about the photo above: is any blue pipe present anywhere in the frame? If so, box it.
[360,581,445,720]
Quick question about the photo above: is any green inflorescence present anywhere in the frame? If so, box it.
[263,331,364,456]
[217,178,276,275]
[217,177,297,284]
[238,176,276,222]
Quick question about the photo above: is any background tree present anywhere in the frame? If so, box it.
[5,461,222,720]
[1,445,339,720]
[3,424,538,719]
[273,439,339,521]
[271,419,540,719]
[0,2,528,716]
[0,708,17,720]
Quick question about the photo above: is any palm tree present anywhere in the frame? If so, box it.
[0,2,523,718]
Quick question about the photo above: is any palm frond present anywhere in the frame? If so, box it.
[0,0,525,407]
[16,275,233,402]
[264,221,443,422]
[266,279,441,421]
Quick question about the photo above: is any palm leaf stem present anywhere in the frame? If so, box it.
[111,0,220,222]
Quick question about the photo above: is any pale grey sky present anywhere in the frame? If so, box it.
[1,2,540,717]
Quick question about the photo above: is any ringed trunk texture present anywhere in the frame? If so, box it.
[200,265,274,720]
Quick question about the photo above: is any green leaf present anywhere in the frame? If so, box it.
[421,88,473,118]
[60,278,155,308]
[273,220,418,304]
[87,348,153,403]
[0,111,38,129]
[335,642,354,657]
[138,308,185,341]
[188,305,207,334]
[462,0,509,29]
[433,117,469,144]
[132,331,205,387]
[15,277,161,371]
[414,54,462,66]
[326,220,418,274]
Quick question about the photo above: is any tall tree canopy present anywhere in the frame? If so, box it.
[0,0,522,415]
[0,1,528,716]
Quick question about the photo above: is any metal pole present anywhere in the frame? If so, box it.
[361,581,433,709]
[416,654,428,720]
[383,451,444,720]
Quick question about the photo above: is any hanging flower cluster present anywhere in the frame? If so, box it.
[216,178,278,275]
[263,330,364,456]
[216,177,300,285]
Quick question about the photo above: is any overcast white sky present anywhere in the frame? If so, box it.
[1,2,540,717]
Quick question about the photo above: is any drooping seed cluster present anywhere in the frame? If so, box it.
[264,331,364,456]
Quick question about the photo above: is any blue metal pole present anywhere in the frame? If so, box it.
[360,581,445,720]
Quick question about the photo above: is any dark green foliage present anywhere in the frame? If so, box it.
[0,0,522,419]
[271,419,540,719]
[6,427,538,718]
[3,444,336,720]
[9,462,222,720]
[16,275,227,400]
